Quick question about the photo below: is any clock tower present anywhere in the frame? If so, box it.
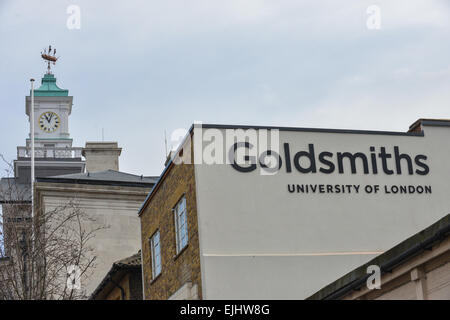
[26,73,72,148]
[14,71,85,183]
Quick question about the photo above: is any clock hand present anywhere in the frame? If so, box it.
[48,113,53,122]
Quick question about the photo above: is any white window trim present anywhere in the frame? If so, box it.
[174,196,188,254]
[150,230,161,279]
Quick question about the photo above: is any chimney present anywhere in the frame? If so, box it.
[408,119,424,133]
[82,142,122,172]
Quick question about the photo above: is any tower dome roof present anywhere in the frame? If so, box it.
[33,74,69,97]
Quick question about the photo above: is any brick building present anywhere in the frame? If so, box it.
[138,119,450,299]
[139,153,202,300]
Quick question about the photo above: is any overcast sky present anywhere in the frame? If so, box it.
[0,0,449,176]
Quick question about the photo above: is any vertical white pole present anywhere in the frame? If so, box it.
[164,130,168,158]
[30,79,35,219]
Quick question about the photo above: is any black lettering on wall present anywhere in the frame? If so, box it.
[293,144,317,173]
[415,155,430,175]
[378,147,394,175]
[318,151,335,174]
[259,150,282,173]
[370,146,378,174]
[229,142,257,173]
[337,152,369,174]
[284,143,292,173]
[394,146,413,175]
[229,143,430,176]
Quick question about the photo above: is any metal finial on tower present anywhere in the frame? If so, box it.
[41,45,59,74]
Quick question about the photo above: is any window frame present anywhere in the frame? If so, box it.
[173,195,188,254]
[149,230,162,279]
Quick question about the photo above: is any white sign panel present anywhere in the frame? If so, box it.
[191,123,450,299]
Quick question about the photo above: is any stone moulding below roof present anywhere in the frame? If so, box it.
[36,170,158,188]
[34,183,152,198]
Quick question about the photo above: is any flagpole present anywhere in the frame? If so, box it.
[30,78,35,219]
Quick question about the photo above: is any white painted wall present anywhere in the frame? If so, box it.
[42,187,147,296]
[193,124,450,299]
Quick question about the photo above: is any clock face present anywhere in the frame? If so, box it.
[39,111,60,133]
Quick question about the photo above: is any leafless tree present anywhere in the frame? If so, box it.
[0,156,107,300]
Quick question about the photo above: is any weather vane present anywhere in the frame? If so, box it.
[41,45,59,74]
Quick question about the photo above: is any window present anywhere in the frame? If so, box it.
[150,230,161,279]
[174,196,188,253]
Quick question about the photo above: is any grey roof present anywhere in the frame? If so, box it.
[114,252,141,268]
[0,177,31,203]
[36,170,158,187]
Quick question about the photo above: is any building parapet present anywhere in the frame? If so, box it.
[17,146,83,159]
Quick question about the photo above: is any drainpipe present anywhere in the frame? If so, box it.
[140,249,146,300]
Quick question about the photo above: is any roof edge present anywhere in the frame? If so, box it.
[408,118,450,132]
[201,123,425,137]
[35,177,155,188]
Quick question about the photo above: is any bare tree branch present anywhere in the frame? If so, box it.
[0,156,108,300]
